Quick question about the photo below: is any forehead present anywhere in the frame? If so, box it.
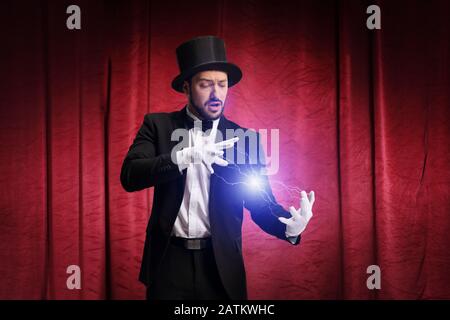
[193,70,228,82]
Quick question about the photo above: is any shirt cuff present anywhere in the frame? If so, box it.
[286,235,299,244]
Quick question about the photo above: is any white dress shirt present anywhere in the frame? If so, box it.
[171,107,220,238]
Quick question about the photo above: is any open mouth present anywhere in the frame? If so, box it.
[208,101,221,107]
[207,101,222,111]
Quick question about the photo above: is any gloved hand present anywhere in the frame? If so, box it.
[176,133,239,174]
[279,190,315,237]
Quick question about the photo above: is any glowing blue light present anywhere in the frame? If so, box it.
[248,175,262,189]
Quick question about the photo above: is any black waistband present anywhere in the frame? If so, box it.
[170,237,212,250]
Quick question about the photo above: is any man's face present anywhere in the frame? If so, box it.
[183,70,228,120]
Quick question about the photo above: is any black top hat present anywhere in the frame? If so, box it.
[171,36,242,93]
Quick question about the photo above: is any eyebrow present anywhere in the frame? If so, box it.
[198,78,228,83]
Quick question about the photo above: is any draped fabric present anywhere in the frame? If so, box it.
[0,0,449,299]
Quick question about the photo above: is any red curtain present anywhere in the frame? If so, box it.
[1,0,449,299]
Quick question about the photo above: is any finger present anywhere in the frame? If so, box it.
[203,160,214,174]
[300,190,308,200]
[300,197,310,217]
[299,190,307,207]
[214,156,229,167]
[289,206,301,220]
[278,217,293,226]
[215,141,237,150]
[193,130,203,143]
[215,137,239,149]
[308,191,315,207]
[207,149,224,156]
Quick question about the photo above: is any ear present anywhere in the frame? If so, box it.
[182,81,189,96]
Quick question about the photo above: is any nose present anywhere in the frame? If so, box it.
[210,83,218,94]
[210,85,218,98]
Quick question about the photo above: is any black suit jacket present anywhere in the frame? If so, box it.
[120,106,300,300]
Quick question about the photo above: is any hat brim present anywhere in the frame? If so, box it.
[171,61,242,93]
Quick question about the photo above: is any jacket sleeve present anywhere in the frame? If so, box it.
[120,114,183,192]
[242,134,301,245]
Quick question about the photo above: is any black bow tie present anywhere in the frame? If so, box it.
[185,116,214,132]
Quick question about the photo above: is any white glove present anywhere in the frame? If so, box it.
[279,190,315,237]
[176,133,239,174]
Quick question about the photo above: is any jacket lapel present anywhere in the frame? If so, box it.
[164,107,189,234]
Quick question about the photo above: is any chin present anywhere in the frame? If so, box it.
[202,108,223,120]
[208,111,223,120]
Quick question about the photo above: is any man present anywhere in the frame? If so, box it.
[120,36,315,300]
